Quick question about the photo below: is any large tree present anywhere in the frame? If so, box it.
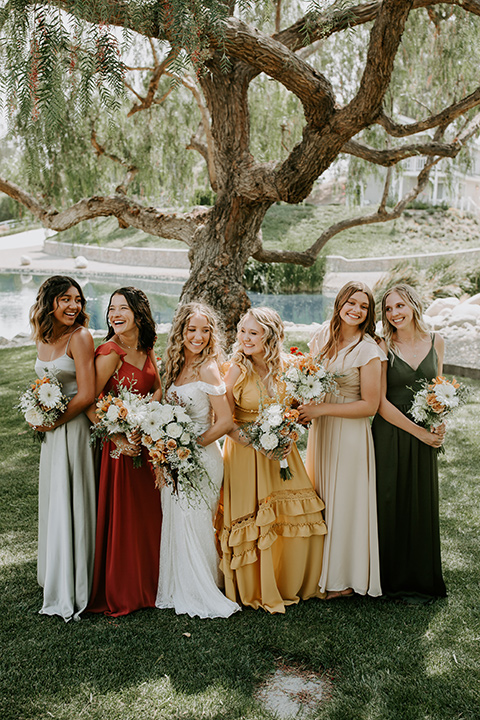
[1,0,480,331]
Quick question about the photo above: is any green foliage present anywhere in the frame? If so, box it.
[243,256,326,294]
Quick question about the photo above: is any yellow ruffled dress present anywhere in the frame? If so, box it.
[217,365,327,613]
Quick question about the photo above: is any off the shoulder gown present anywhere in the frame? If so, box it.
[156,380,240,619]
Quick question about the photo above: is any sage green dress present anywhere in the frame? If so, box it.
[372,337,447,602]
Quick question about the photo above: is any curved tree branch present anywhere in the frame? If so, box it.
[342,138,461,165]
[276,0,480,53]
[377,86,480,137]
[0,177,208,243]
[90,125,139,194]
[253,154,441,266]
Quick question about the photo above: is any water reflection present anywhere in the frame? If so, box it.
[0,273,331,340]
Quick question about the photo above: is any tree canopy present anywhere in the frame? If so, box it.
[1,0,480,330]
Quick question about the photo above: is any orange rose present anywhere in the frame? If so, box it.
[177,447,191,460]
[167,438,177,450]
[290,431,299,442]
[426,393,445,413]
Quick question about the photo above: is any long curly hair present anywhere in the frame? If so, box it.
[105,287,156,351]
[230,307,286,392]
[30,275,89,343]
[381,283,429,351]
[163,302,224,392]
[321,281,376,361]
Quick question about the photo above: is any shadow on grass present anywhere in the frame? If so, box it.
[3,556,476,720]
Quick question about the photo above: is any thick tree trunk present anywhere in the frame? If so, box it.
[180,196,271,340]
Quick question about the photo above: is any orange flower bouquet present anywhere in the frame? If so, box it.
[241,401,306,480]
[409,375,469,451]
[18,369,69,441]
[91,380,151,468]
[283,347,340,403]
[140,400,212,502]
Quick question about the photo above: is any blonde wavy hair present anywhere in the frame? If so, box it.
[30,275,89,343]
[163,302,224,391]
[381,284,429,351]
[321,281,376,361]
[230,307,286,392]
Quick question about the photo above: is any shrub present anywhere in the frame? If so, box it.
[243,257,326,294]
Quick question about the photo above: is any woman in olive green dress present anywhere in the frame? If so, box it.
[372,284,446,602]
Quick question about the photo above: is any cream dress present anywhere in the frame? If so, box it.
[305,323,385,596]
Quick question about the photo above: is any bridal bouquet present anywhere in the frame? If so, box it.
[140,401,211,500]
[18,370,69,441]
[241,402,305,480]
[283,348,339,403]
[409,375,469,451]
[91,382,150,468]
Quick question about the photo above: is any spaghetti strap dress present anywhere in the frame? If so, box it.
[87,341,162,616]
[35,328,96,621]
[217,365,327,614]
[305,323,385,597]
[372,335,447,602]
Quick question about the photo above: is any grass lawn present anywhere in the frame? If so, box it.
[58,204,480,260]
[1,345,479,720]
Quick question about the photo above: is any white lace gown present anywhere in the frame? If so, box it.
[156,381,240,619]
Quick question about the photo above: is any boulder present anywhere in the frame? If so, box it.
[74,255,88,269]
[425,296,460,316]
[464,292,480,306]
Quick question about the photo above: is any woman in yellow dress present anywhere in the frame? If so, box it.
[217,307,327,613]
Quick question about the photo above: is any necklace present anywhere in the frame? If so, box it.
[116,335,138,351]
[397,335,422,358]
[49,327,72,345]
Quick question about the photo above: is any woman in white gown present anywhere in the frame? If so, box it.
[156,302,240,619]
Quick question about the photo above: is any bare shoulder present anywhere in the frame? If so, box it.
[224,361,242,387]
[70,326,94,352]
[433,332,444,351]
[198,360,223,385]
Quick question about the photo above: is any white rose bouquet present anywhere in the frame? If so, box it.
[140,401,211,501]
[17,369,69,441]
[283,347,340,403]
[409,375,469,453]
[91,382,150,468]
[241,402,305,480]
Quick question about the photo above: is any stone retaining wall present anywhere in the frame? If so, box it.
[325,246,480,273]
[44,239,190,269]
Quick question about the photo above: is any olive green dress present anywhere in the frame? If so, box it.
[372,337,446,602]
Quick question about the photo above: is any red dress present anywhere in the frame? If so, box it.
[87,342,162,616]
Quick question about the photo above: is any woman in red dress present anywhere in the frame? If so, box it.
[87,287,162,616]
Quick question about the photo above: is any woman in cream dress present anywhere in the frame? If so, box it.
[299,282,385,599]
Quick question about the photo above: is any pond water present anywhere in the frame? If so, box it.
[0,273,331,340]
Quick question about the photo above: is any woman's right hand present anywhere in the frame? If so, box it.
[418,426,445,448]
[111,433,142,457]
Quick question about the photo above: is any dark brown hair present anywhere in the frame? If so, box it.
[30,275,89,342]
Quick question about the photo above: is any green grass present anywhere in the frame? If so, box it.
[1,345,480,720]
[58,204,480,259]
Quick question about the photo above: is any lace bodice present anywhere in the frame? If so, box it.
[166,381,226,434]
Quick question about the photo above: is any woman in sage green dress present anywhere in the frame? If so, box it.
[372,284,446,603]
